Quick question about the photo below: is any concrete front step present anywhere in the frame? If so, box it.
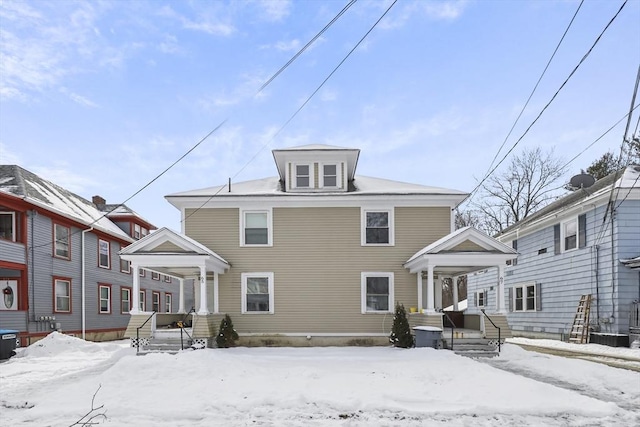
[443,338,500,358]
[454,349,499,358]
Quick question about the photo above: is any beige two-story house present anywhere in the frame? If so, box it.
[121,145,516,347]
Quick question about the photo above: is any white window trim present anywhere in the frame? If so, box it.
[0,211,16,241]
[98,239,110,269]
[121,288,131,314]
[319,162,341,189]
[513,282,537,312]
[134,224,141,239]
[240,208,273,247]
[152,291,160,312]
[561,217,579,252]
[361,272,394,314]
[54,279,71,313]
[165,293,172,313]
[292,162,314,189]
[139,290,146,311]
[476,290,486,308]
[361,208,395,246]
[241,272,275,314]
[99,285,111,314]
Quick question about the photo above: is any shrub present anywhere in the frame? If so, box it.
[216,314,239,348]
[389,303,413,348]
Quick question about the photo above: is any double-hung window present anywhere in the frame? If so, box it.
[139,290,146,311]
[475,290,487,308]
[512,283,538,312]
[98,239,110,269]
[152,291,160,312]
[121,287,131,313]
[133,224,141,239]
[0,212,15,241]
[241,273,274,314]
[295,164,310,188]
[555,214,586,254]
[362,209,394,245]
[241,210,271,246]
[165,293,172,313]
[54,224,70,259]
[99,284,111,314]
[361,273,394,313]
[151,271,160,281]
[54,278,71,313]
[322,164,338,188]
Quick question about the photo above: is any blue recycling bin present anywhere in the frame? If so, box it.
[0,329,18,360]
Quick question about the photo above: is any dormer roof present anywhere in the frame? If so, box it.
[272,144,360,182]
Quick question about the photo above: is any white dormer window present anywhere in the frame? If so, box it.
[321,164,338,188]
[296,164,310,188]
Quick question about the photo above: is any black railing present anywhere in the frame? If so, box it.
[481,309,501,352]
[440,310,456,351]
[136,311,156,354]
[178,308,195,350]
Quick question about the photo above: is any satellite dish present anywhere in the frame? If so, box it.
[568,173,596,190]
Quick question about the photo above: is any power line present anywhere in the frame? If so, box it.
[482,0,584,179]
[182,0,399,223]
[258,0,358,94]
[462,0,629,208]
[28,1,360,250]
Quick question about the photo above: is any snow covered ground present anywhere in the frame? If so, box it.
[1,332,639,426]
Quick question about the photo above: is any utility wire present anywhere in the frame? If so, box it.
[258,0,358,93]
[462,0,628,208]
[481,0,584,179]
[29,1,359,250]
[182,0,399,223]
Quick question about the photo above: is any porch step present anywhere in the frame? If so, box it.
[443,338,500,358]
[137,336,193,355]
[483,314,512,339]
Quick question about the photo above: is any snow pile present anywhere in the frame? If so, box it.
[508,337,640,360]
[1,334,638,426]
[18,332,122,358]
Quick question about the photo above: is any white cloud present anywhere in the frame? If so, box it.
[69,92,99,108]
[31,165,98,194]
[253,0,292,22]
[274,39,301,52]
[320,88,338,102]
[0,142,22,164]
[158,34,181,54]
[158,4,235,36]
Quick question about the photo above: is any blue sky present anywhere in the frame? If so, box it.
[1,0,639,230]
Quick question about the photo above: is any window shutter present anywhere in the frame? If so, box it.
[578,214,587,248]
[512,239,518,266]
[483,290,488,307]
[508,288,513,312]
[554,224,561,254]
[536,283,542,311]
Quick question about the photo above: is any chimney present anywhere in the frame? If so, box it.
[92,195,106,209]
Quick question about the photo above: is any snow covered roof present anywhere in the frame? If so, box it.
[167,175,467,198]
[499,165,640,238]
[0,165,133,241]
[273,144,358,151]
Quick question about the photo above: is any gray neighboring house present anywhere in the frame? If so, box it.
[466,165,640,346]
[0,165,192,344]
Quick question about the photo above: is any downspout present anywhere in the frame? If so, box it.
[594,245,600,322]
[29,210,36,328]
[81,227,94,340]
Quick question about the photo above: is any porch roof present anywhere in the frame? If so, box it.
[404,227,517,275]
[119,227,230,276]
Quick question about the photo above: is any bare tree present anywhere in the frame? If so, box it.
[474,147,566,235]
[454,209,481,230]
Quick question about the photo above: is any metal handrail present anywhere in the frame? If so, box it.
[136,311,156,354]
[179,307,195,350]
[440,310,456,351]
[481,309,501,352]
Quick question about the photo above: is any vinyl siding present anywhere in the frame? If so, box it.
[0,211,190,339]
[468,202,638,337]
[152,241,188,252]
[614,199,640,333]
[0,240,26,264]
[185,206,451,334]
[449,241,486,252]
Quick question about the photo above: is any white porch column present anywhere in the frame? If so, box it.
[497,265,506,313]
[426,265,435,313]
[197,265,209,315]
[213,272,219,313]
[178,278,185,314]
[452,276,459,311]
[131,264,140,314]
[417,272,423,312]
[435,276,443,310]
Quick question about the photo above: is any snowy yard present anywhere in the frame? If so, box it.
[1,333,639,426]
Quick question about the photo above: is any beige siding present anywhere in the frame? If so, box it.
[185,206,450,335]
[449,240,487,252]
[152,241,188,252]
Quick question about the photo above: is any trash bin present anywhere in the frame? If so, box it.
[0,329,18,360]
[413,326,442,348]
